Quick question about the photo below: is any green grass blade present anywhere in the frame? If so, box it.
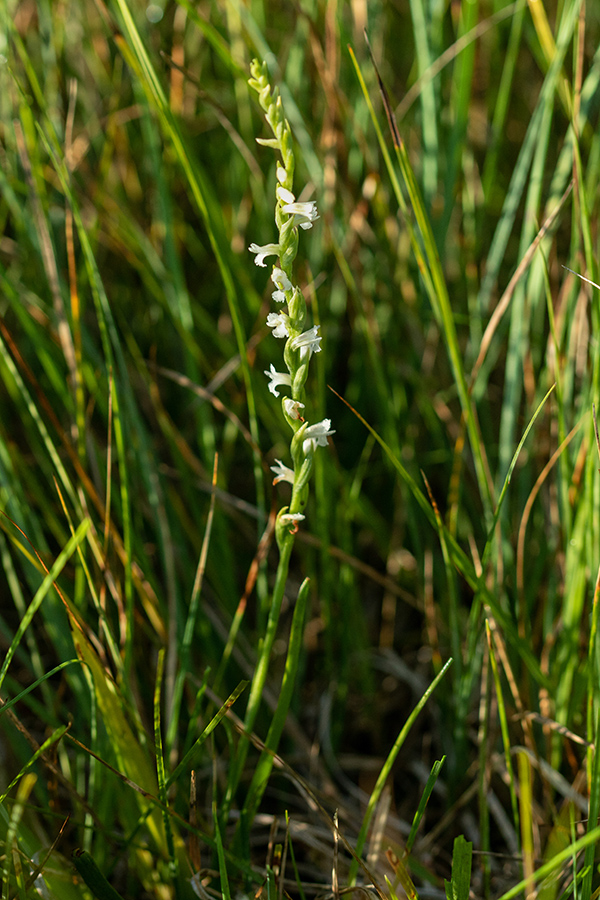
[0,518,90,695]
[406,757,446,853]
[72,850,127,900]
[486,621,519,841]
[167,681,248,789]
[0,726,68,806]
[349,45,494,523]
[240,576,311,828]
[348,657,453,884]
[444,835,472,900]
[213,801,232,900]
[153,649,177,882]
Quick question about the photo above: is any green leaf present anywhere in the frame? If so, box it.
[444,835,473,900]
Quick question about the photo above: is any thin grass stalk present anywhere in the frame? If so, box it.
[406,758,445,853]
[486,621,520,847]
[213,803,233,900]
[349,47,495,525]
[223,534,295,811]
[153,649,177,883]
[284,812,308,900]
[239,576,310,835]
[166,455,219,756]
[517,751,534,897]
[481,0,527,198]
[497,805,600,900]
[0,725,69,806]
[348,657,453,885]
[479,0,582,310]
[334,388,548,688]
[167,682,248,790]
[478,645,491,900]
[483,384,556,571]
[3,773,37,900]
[438,0,479,245]
[408,0,438,205]
[0,660,79,717]
[496,99,554,486]
[0,519,90,696]
[583,588,600,900]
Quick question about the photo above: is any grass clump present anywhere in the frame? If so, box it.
[2,1,600,899]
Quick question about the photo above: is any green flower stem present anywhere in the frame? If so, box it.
[223,531,295,809]
[239,576,310,844]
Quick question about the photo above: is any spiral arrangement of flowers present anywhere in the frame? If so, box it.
[248,59,334,548]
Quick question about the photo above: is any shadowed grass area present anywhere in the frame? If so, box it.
[2,0,600,898]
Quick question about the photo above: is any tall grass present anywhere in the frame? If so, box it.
[1,0,600,898]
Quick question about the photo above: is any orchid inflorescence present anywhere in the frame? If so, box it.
[248,59,334,544]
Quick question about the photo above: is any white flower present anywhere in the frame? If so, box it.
[271,460,295,484]
[279,512,305,533]
[271,267,292,291]
[272,290,287,304]
[276,165,287,184]
[264,363,291,397]
[266,311,290,338]
[248,242,280,267]
[302,418,335,454]
[291,326,321,359]
[276,186,296,204]
[283,398,305,420]
[281,200,319,230]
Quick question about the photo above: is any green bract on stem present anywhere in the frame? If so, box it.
[248,58,334,549]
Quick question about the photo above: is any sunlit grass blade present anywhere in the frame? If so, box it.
[349,44,494,523]
[494,824,600,900]
[348,657,453,885]
[0,518,90,695]
[482,383,555,569]
[478,0,582,311]
[69,616,167,855]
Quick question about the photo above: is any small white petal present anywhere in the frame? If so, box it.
[302,418,335,454]
[279,512,305,533]
[283,398,305,420]
[266,311,290,338]
[277,186,296,204]
[271,267,292,291]
[248,242,280,267]
[291,325,322,359]
[272,290,287,304]
[281,200,319,230]
[277,165,287,184]
[264,363,292,398]
[271,460,295,485]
